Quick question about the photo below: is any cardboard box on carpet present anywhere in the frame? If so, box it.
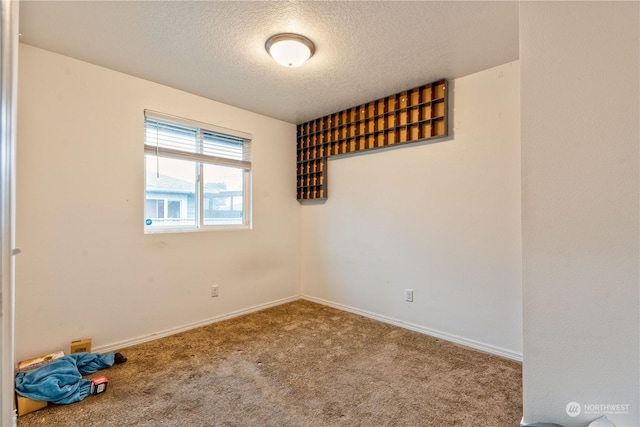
[70,338,92,354]
[15,351,66,416]
[17,351,65,372]
[16,394,47,417]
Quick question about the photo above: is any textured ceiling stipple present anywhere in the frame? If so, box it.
[19,1,519,124]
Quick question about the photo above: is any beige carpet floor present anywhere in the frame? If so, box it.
[17,300,522,426]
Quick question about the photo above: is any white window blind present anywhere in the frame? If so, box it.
[144,110,252,170]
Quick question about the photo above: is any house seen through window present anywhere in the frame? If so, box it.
[144,111,252,232]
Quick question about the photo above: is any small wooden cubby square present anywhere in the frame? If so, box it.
[296,78,448,201]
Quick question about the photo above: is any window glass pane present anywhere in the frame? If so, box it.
[203,164,244,225]
[145,155,197,228]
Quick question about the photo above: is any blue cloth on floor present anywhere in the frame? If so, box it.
[15,352,114,405]
[71,352,114,375]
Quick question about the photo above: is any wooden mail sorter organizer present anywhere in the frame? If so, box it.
[296,79,448,201]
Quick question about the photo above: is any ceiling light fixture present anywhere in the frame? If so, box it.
[265,33,315,68]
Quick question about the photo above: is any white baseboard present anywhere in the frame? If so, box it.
[302,294,523,362]
[93,295,300,354]
[94,294,522,363]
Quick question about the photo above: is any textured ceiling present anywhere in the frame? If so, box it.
[19,1,519,124]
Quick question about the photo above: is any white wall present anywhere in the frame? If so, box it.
[521,2,639,426]
[301,61,522,360]
[15,45,301,361]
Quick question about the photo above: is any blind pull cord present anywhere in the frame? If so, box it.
[155,121,160,178]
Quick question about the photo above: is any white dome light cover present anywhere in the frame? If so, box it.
[266,33,315,67]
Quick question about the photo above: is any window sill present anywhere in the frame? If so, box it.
[144,224,251,234]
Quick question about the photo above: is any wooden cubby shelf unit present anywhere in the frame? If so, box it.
[296,78,448,201]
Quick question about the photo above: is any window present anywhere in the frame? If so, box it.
[144,110,252,232]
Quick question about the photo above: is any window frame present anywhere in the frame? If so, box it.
[143,110,253,234]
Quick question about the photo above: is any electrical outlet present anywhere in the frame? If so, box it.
[405,289,413,302]
[211,285,219,298]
